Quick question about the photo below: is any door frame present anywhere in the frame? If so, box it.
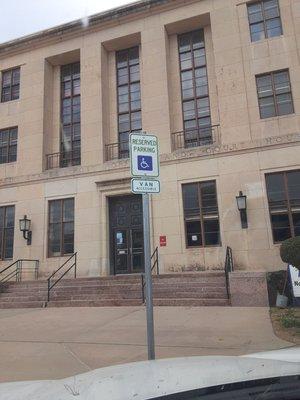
[108,194,144,275]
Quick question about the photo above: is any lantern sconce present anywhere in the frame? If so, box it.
[236,191,248,229]
[19,215,32,245]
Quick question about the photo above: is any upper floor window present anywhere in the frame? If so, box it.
[247,0,282,42]
[178,30,212,148]
[256,70,294,119]
[48,198,74,257]
[0,127,18,164]
[1,67,20,102]
[266,170,300,243]
[60,62,81,167]
[182,181,220,247]
[116,46,141,159]
[0,205,15,260]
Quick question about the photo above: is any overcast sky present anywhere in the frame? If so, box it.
[0,0,133,44]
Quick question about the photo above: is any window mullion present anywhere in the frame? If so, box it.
[128,52,132,133]
[271,73,278,116]
[9,70,13,101]
[198,183,205,247]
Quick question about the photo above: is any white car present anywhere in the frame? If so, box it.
[0,347,300,399]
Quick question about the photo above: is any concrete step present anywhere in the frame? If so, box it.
[153,298,230,306]
[0,301,45,309]
[46,299,142,307]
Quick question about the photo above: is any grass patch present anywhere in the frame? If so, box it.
[270,308,300,344]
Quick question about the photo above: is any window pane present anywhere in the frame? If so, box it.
[180,52,192,70]
[293,213,300,237]
[259,97,276,118]
[197,97,210,118]
[117,50,128,68]
[0,206,15,260]
[186,220,202,246]
[50,201,62,223]
[276,93,293,116]
[192,30,204,49]
[63,222,74,254]
[12,68,20,84]
[287,171,300,209]
[183,100,196,121]
[183,184,199,215]
[73,79,80,96]
[271,214,291,242]
[49,224,61,256]
[2,71,12,86]
[266,173,287,211]
[204,219,220,245]
[63,198,74,222]
[179,34,191,53]
[131,111,142,130]
[201,181,218,215]
[11,85,19,100]
[5,206,15,228]
[129,47,139,65]
[4,227,14,259]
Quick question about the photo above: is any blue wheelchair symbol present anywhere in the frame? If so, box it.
[137,155,153,171]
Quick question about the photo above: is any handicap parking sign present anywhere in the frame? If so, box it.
[130,133,159,177]
[137,156,153,172]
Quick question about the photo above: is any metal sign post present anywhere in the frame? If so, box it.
[129,132,159,361]
[142,192,155,360]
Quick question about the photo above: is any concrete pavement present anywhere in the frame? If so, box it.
[0,306,293,383]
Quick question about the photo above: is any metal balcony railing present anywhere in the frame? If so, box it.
[46,151,81,170]
[105,141,129,161]
[172,125,220,151]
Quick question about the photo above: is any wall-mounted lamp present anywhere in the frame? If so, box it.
[236,191,248,229]
[19,215,32,245]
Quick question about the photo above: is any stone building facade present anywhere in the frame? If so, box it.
[0,0,299,278]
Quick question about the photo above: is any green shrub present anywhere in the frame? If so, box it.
[280,236,300,271]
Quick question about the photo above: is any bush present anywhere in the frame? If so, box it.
[280,236,300,271]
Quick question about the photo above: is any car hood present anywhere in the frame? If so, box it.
[0,350,300,400]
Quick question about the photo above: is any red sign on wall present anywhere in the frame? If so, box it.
[160,235,167,247]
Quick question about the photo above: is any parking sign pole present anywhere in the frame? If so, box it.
[142,192,155,360]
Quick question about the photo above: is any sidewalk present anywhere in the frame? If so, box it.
[0,306,292,383]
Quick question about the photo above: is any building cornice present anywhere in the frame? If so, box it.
[0,0,176,58]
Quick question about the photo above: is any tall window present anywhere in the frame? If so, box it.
[178,30,211,148]
[0,206,15,260]
[61,63,81,167]
[182,181,220,247]
[247,0,282,42]
[1,67,20,102]
[0,127,17,164]
[48,198,74,257]
[116,47,141,158]
[256,70,294,119]
[266,171,300,243]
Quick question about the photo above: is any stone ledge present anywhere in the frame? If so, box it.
[229,271,269,307]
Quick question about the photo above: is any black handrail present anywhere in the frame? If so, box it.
[0,259,39,286]
[224,246,234,299]
[47,253,77,302]
[141,247,159,304]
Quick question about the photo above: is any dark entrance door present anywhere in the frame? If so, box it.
[109,195,144,274]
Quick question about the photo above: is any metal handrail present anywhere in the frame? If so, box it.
[105,141,129,161]
[172,124,220,151]
[224,246,234,299]
[0,259,39,286]
[141,247,159,304]
[46,150,81,170]
[47,253,77,302]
